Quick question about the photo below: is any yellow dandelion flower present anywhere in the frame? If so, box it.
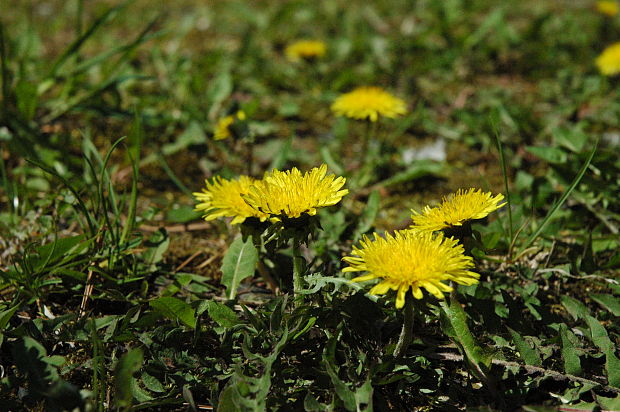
[410,188,506,233]
[243,164,348,219]
[343,230,479,309]
[213,110,246,140]
[193,175,268,224]
[331,86,407,122]
[597,1,619,16]
[596,43,620,75]
[285,40,326,62]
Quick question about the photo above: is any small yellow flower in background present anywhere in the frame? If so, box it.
[213,110,246,140]
[410,188,506,233]
[331,86,407,122]
[596,43,620,75]
[194,175,268,224]
[597,1,619,16]
[343,230,479,309]
[243,164,348,219]
[285,40,326,62]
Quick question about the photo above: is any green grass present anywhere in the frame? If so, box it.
[1,0,620,410]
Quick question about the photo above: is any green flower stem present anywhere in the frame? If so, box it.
[394,294,415,358]
[245,134,254,176]
[353,120,380,189]
[292,239,305,306]
[361,120,379,165]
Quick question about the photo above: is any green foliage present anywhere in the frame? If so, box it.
[1,0,620,410]
[150,297,196,329]
[114,348,144,409]
[11,337,83,411]
[221,236,259,300]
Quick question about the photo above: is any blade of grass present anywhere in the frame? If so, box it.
[491,117,514,257]
[82,135,103,206]
[26,159,96,237]
[120,115,141,246]
[518,140,598,254]
[89,319,106,412]
[47,1,131,78]
[83,135,116,245]
[99,137,128,247]
[99,17,160,79]
[0,21,9,111]
[0,23,40,156]
[156,152,193,197]
[42,11,160,123]
[76,0,85,37]
[67,30,164,79]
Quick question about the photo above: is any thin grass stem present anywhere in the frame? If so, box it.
[519,140,598,254]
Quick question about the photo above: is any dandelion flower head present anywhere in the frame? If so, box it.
[597,1,619,16]
[194,175,268,225]
[331,86,407,122]
[343,230,478,308]
[596,43,620,76]
[410,188,506,233]
[214,110,246,140]
[243,164,348,219]
[285,40,326,62]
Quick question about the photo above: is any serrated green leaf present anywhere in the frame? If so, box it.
[150,297,196,329]
[114,348,143,408]
[591,294,620,317]
[561,296,589,321]
[130,377,153,402]
[141,372,165,393]
[605,348,620,388]
[324,361,356,411]
[585,315,612,352]
[206,301,241,328]
[440,299,492,368]
[584,315,620,387]
[221,236,258,300]
[559,324,582,376]
[508,327,542,367]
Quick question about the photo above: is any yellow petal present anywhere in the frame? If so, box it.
[395,285,408,309]
[350,274,376,282]
[422,282,445,299]
[411,286,423,299]
[369,281,392,295]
